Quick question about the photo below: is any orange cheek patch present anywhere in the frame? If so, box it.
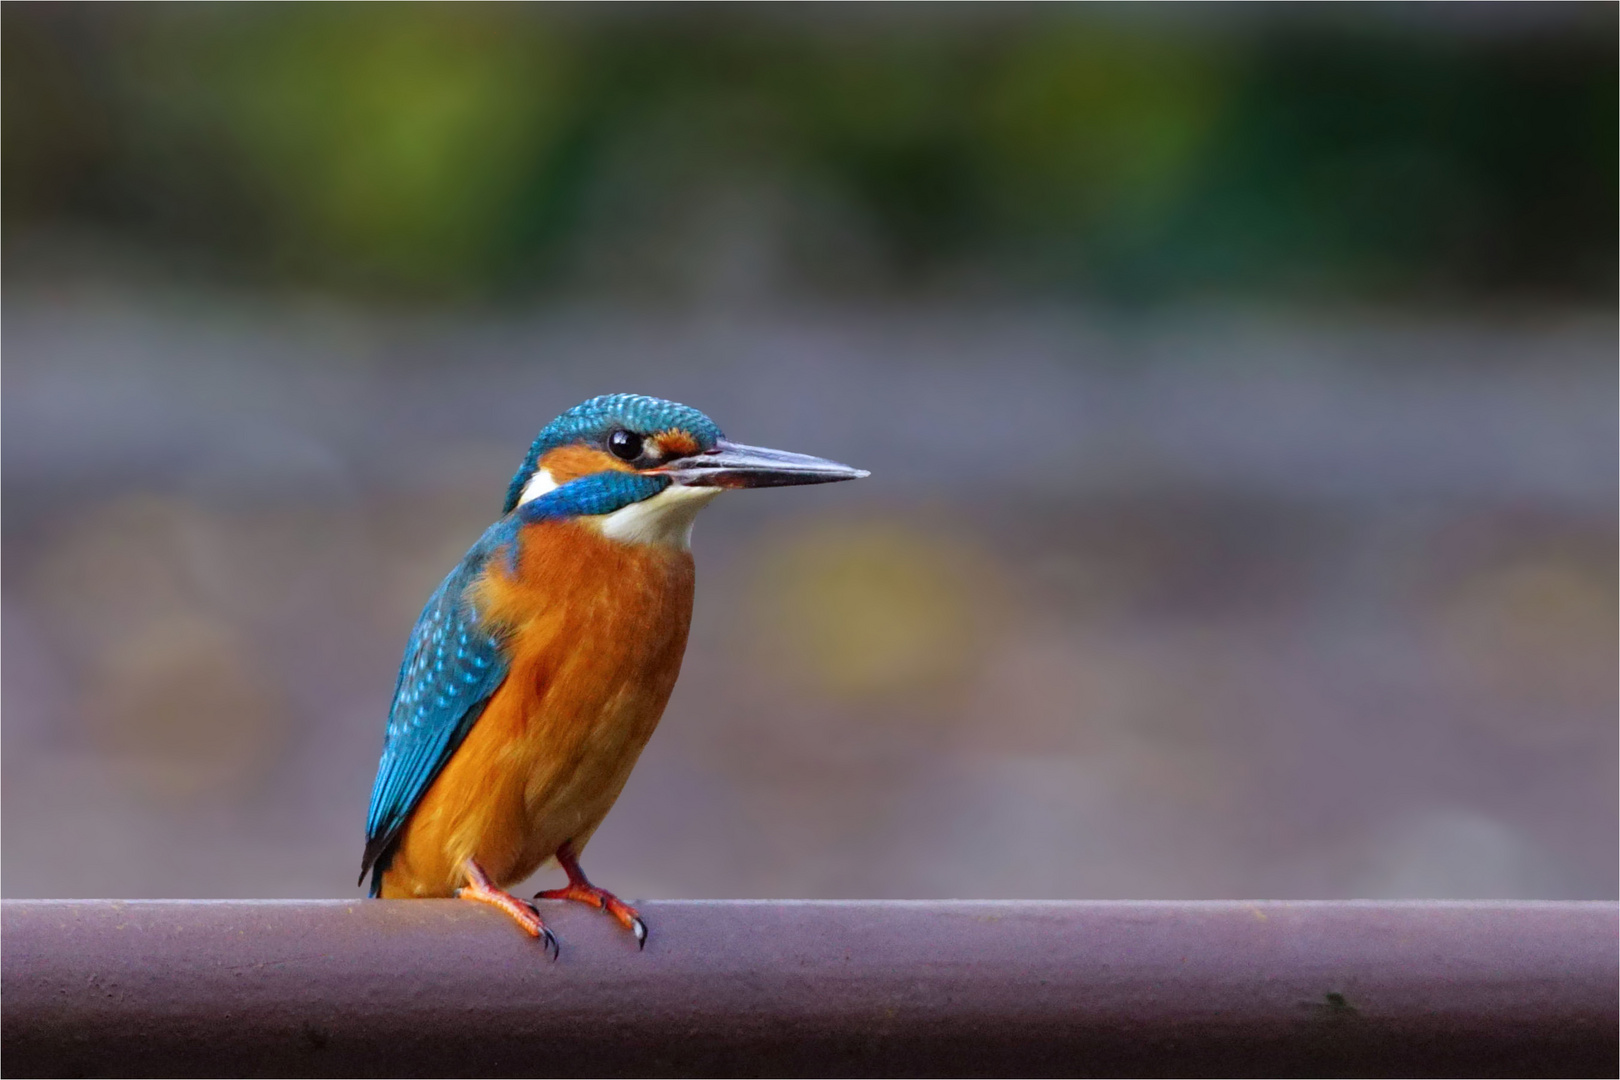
[652,430,701,458]
[538,445,634,484]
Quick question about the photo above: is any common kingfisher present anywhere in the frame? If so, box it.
[360,394,866,954]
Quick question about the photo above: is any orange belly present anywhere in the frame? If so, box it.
[380,519,694,898]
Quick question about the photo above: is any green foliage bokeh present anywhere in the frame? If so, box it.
[4,5,1614,302]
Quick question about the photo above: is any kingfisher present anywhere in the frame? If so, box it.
[360,393,866,954]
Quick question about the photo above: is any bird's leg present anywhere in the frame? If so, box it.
[457,858,559,959]
[535,841,648,949]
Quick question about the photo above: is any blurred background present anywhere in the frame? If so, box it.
[3,4,1615,901]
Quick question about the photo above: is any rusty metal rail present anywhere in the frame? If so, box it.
[2,899,1615,1077]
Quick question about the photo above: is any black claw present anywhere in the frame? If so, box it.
[525,899,560,961]
[631,917,648,950]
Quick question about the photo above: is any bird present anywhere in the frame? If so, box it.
[360,393,866,955]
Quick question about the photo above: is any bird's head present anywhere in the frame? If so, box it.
[504,393,867,548]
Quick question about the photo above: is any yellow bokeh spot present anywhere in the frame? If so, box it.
[749,521,998,699]
[1438,555,1616,721]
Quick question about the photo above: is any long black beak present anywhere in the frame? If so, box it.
[660,439,869,488]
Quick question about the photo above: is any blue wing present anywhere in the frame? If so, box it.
[358,475,668,895]
[359,520,517,895]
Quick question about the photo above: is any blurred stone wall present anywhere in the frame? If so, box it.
[3,5,1614,900]
[4,289,1613,900]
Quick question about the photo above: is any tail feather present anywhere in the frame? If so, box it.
[359,833,396,897]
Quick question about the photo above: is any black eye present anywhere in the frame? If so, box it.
[608,429,643,461]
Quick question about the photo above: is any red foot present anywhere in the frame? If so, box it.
[457,859,559,959]
[535,842,648,949]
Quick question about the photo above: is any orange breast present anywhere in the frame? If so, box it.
[380,519,695,898]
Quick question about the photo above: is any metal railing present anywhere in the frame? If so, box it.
[3,899,1615,1077]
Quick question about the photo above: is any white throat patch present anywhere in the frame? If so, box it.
[600,484,721,550]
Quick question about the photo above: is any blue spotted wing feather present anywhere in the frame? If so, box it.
[359,476,668,895]
[359,523,514,895]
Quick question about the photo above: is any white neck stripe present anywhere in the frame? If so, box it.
[517,467,558,506]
